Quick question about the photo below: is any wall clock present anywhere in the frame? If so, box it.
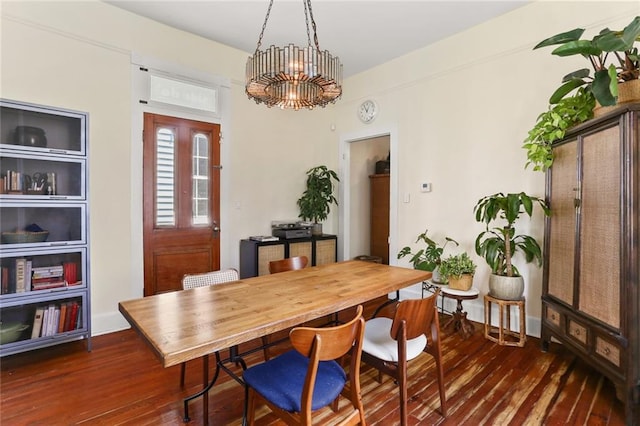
[358,100,377,124]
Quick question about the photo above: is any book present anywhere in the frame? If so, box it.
[63,262,78,285]
[15,258,27,293]
[31,265,64,279]
[31,277,66,288]
[58,303,68,333]
[250,235,279,242]
[25,260,32,292]
[1,267,8,294]
[66,302,79,332]
[31,306,45,338]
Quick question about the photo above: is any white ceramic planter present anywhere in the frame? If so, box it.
[488,274,524,300]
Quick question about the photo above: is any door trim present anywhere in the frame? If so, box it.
[338,124,399,266]
[131,58,231,300]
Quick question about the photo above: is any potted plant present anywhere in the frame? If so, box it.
[523,87,595,172]
[438,252,476,291]
[534,16,640,108]
[397,229,459,283]
[297,165,340,236]
[474,192,550,300]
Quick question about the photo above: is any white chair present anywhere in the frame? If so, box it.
[361,292,447,425]
[179,268,269,386]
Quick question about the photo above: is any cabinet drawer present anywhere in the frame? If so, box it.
[545,305,561,328]
[595,336,621,368]
[567,320,588,345]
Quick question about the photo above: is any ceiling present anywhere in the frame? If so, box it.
[106,0,530,78]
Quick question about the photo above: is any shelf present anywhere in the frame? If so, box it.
[0,99,90,357]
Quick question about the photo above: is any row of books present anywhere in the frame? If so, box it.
[32,301,82,339]
[1,260,79,294]
[2,170,27,192]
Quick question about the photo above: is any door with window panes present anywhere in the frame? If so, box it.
[143,113,220,296]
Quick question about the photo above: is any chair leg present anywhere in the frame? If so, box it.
[180,362,186,387]
[398,357,408,426]
[261,336,270,361]
[245,387,256,426]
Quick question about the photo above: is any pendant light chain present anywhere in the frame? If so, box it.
[304,0,321,50]
[254,0,274,55]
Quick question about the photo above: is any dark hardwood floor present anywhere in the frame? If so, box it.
[0,298,626,425]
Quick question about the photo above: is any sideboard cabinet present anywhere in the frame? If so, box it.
[239,235,337,278]
[0,99,91,356]
[540,104,639,424]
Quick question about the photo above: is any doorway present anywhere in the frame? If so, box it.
[339,127,398,265]
[142,113,221,296]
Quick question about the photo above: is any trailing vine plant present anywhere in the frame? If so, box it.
[523,87,595,172]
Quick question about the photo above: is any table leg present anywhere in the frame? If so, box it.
[443,298,475,339]
[183,352,221,423]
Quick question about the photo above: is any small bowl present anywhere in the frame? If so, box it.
[0,323,29,345]
[1,231,49,244]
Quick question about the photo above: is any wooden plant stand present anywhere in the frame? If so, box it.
[484,295,526,347]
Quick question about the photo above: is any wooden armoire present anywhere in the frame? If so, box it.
[369,173,390,264]
[540,104,639,424]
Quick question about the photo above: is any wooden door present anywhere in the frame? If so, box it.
[143,113,220,296]
[370,174,390,264]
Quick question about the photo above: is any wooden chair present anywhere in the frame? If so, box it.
[269,255,338,329]
[268,255,309,274]
[243,305,366,426]
[179,268,269,386]
[361,291,447,425]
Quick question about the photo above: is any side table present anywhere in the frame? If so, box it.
[484,295,526,347]
[441,286,479,339]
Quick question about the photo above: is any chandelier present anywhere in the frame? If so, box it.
[245,0,343,110]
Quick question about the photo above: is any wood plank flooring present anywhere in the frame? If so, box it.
[0,299,626,425]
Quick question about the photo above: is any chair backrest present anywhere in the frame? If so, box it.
[181,268,239,290]
[268,256,309,274]
[390,290,439,341]
[289,305,365,417]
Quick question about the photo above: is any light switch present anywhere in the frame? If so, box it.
[421,182,432,193]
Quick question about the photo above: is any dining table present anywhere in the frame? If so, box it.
[118,259,431,423]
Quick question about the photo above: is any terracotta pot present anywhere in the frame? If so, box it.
[447,274,473,291]
[593,79,640,117]
[488,274,524,300]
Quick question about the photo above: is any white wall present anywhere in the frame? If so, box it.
[1,1,334,335]
[335,2,638,336]
[1,1,636,337]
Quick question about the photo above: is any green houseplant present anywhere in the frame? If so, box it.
[297,165,340,235]
[534,16,640,107]
[523,87,595,172]
[397,229,458,283]
[438,252,476,291]
[474,192,550,300]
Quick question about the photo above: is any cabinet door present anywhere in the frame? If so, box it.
[547,141,577,305]
[289,241,312,263]
[578,125,621,329]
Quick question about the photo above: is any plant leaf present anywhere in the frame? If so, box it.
[551,40,602,57]
[550,79,585,104]
[592,69,616,106]
[562,68,590,82]
[534,28,584,49]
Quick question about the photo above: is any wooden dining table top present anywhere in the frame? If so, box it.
[118,260,431,368]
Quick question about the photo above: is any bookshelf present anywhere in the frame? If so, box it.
[0,99,91,356]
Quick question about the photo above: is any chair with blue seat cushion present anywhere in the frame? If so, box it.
[361,291,446,426]
[243,305,366,425]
